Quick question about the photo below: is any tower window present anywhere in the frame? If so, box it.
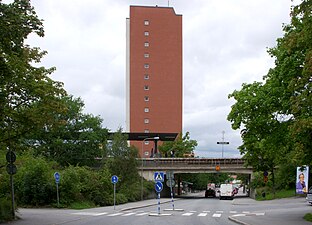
[144,20,149,25]
[144,96,149,101]
[144,129,149,133]
[144,42,149,47]
[144,64,149,69]
[144,85,149,90]
[144,118,149,124]
[144,107,149,113]
[144,74,149,80]
[144,31,149,36]
[144,53,150,58]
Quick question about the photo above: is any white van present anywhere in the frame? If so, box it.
[219,184,234,200]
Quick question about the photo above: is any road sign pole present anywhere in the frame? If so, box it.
[111,175,118,210]
[54,172,60,207]
[56,183,59,208]
[217,131,229,158]
[113,183,116,210]
[157,192,160,215]
[10,174,15,218]
[170,179,174,210]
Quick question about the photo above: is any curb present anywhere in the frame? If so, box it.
[228,216,251,225]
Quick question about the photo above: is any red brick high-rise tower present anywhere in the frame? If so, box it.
[126,6,182,157]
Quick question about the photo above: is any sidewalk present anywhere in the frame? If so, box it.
[229,197,312,225]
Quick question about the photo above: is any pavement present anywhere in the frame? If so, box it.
[230,197,312,225]
[119,196,312,225]
[7,193,311,225]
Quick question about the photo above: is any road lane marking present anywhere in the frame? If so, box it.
[198,213,207,217]
[232,214,246,217]
[122,212,136,216]
[212,213,222,217]
[136,212,148,216]
[96,212,109,216]
[107,213,123,217]
[230,211,237,214]
[182,213,193,216]
[72,212,108,216]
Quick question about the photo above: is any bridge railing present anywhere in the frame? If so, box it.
[139,157,246,167]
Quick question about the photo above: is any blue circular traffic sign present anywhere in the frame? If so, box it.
[111,175,118,184]
[155,181,163,193]
[54,172,60,184]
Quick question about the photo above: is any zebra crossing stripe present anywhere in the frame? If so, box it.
[107,213,123,217]
[72,212,108,216]
[122,212,136,216]
[71,210,265,218]
[182,212,193,216]
[96,212,109,216]
[136,212,148,216]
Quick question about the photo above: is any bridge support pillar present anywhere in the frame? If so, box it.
[141,171,154,181]
[249,173,256,199]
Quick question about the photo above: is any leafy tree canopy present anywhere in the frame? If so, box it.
[25,95,109,167]
[227,0,312,171]
[159,132,198,157]
[0,0,67,151]
[106,128,139,185]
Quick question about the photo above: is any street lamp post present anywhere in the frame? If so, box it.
[141,136,160,201]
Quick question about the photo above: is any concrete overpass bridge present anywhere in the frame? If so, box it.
[139,157,253,180]
[139,157,255,197]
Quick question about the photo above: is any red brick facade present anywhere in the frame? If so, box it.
[126,6,182,157]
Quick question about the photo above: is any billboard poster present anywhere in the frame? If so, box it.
[296,166,309,194]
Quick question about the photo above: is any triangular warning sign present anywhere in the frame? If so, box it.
[156,173,162,180]
[154,172,164,181]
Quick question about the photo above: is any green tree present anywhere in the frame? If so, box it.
[267,0,312,165]
[107,128,139,183]
[227,0,311,188]
[106,128,142,201]
[26,95,108,167]
[159,132,197,157]
[0,0,66,152]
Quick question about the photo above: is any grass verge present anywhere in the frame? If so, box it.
[304,213,312,222]
[69,201,96,209]
[256,189,296,200]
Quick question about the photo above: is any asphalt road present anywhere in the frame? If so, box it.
[2,192,312,225]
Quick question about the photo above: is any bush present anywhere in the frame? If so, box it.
[60,166,113,207]
[14,157,55,206]
[0,197,13,222]
[120,182,141,202]
[0,151,153,209]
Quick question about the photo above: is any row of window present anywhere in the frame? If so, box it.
[144,20,150,133]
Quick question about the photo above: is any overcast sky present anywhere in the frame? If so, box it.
[24,0,299,158]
